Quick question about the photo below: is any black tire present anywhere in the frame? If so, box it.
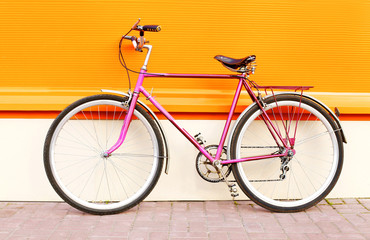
[44,94,164,215]
[230,94,343,212]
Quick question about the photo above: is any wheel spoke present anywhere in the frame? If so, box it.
[231,95,342,212]
[44,95,163,214]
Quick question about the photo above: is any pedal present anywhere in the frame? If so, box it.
[228,184,239,198]
[231,193,239,198]
[194,133,206,146]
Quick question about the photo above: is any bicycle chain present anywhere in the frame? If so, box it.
[250,179,283,182]
[241,146,280,149]
[243,146,286,183]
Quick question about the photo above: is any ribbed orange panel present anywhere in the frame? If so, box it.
[0,0,369,113]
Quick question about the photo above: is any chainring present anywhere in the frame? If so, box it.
[195,145,231,183]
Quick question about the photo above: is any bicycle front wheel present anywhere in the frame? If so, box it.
[230,94,343,212]
[44,94,164,215]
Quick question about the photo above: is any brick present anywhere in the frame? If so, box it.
[0,210,17,218]
[244,222,264,233]
[358,198,370,208]
[325,233,366,239]
[0,232,11,240]
[327,199,345,205]
[248,233,288,239]
[228,231,249,240]
[306,233,328,240]
[169,231,208,238]
[334,204,367,214]
[170,238,208,240]
[342,198,361,204]
[280,223,321,233]
[333,221,359,233]
[208,226,246,233]
[261,222,284,233]
[316,221,340,233]
[48,231,71,240]
[342,214,366,225]
[128,231,148,240]
[274,212,295,224]
[285,233,310,240]
[355,226,370,233]
[209,231,228,240]
[363,233,370,239]
[188,221,207,232]
[149,231,169,240]
[208,219,241,228]
[170,221,189,232]
[291,212,312,223]
[69,231,91,240]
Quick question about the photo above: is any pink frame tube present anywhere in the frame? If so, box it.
[140,71,246,163]
[106,70,292,164]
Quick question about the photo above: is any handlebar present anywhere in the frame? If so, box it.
[131,18,161,32]
[124,19,161,51]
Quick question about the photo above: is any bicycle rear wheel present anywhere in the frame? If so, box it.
[230,94,343,212]
[44,94,164,215]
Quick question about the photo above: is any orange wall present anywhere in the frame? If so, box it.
[0,0,370,115]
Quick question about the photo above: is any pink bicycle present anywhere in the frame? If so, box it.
[44,20,346,215]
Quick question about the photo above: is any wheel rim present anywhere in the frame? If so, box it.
[49,99,159,211]
[235,100,339,208]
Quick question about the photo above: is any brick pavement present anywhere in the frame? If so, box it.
[0,199,369,240]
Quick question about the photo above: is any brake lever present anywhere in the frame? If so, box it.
[131,18,141,30]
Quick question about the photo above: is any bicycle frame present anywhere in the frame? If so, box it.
[105,74,295,165]
[105,43,295,165]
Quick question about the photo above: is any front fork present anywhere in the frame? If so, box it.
[104,91,139,156]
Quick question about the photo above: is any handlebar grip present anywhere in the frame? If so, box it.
[142,25,161,32]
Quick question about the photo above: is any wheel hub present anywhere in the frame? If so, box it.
[101,152,111,158]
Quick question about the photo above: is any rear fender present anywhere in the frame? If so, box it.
[227,92,347,159]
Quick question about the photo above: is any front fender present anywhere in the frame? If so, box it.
[101,89,170,174]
